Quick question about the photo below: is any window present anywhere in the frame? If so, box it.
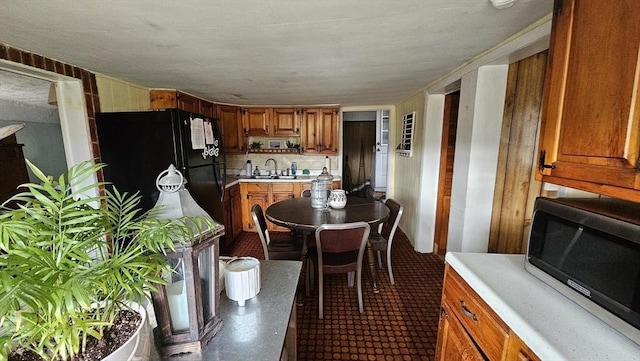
[397,111,415,157]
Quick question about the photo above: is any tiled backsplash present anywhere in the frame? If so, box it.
[226,153,339,177]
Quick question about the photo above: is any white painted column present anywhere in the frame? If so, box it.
[447,65,508,253]
[414,93,445,253]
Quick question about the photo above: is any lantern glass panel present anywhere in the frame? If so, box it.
[198,244,215,320]
[166,258,190,332]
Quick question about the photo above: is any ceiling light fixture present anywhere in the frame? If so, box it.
[490,0,518,9]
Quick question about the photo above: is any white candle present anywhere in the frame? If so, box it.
[166,280,190,330]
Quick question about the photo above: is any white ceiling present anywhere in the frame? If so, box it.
[0,0,552,107]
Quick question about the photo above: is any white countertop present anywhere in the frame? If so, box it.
[445,252,640,361]
[225,175,342,188]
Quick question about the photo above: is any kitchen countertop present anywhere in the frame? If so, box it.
[445,252,640,360]
[150,260,302,361]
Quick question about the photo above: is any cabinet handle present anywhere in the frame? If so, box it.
[538,150,556,171]
[459,300,478,321]
[265,125,269,134]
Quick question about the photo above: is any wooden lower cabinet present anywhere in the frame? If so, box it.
[436,265,539,361]
[436,302,485,361]
[222,183,243,254]
[241,180,342,233]
[242,182,271,232]
[241,182,302,232]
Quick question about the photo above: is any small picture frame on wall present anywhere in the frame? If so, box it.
[268,139,283,149]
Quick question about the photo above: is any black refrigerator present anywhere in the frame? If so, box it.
[95,109,227,248]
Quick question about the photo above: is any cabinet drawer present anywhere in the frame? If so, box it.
[443,268,508,360]
[272,183,294,193]
[246,183,270,193]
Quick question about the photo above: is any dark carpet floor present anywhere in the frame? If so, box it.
[229,229,445,361]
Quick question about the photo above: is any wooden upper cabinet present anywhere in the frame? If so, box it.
[150,89,216,118]
[200,101,216,118]
[272,108,300,136]
[300,108,339,155]
[318,108,339,153]
[242,107,271,136]
[177,93,200,114]
[150,90,178,109]
[538,0,640,200]
[218,105,244,154]
[300,108,321,154]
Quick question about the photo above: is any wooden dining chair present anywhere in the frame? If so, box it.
[368,198,403,284]
[251,204,302,260]
[307,222,370,319]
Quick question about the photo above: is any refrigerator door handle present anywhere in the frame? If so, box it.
[213,163,224,202]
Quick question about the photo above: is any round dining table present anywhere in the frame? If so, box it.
[266,196,390,294]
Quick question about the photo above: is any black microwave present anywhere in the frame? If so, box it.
[525,197,640,345]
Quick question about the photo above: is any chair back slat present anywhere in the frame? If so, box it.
[251,204,271,259]
[381,198,403,239]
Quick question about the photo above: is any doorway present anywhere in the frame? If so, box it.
[341,110,389,199]
[434,91,460,255]
[0,70,67,181]
[0,62,95,197]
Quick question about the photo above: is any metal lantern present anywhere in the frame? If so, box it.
[150,165,225,356]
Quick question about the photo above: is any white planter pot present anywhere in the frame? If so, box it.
[103,302,150,361]
[225,257,261,306]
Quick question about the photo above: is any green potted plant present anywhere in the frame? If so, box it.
[0,160,211,361]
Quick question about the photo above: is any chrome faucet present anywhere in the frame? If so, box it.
[265,158,278,176]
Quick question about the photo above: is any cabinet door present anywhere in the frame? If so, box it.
[244,192,269,231]
[149,90,178,109]
[538,0,640,197]
[300,108,321,154]
[231,192,243,240]
[218,105,244,154]
[201,101,216,118]
[223,190,233,254]
[318,108,339,154]
[243,107,271,136]
[242,182,270,232]
[435,304,485,361]
[272,108,300,136]
[224,184,241,242]
[271,182,295,231]
[177,93,201,114]
[504,330,540,361]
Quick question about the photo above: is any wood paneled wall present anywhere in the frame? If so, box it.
[434,91,459,255]
[488,51,548,254]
